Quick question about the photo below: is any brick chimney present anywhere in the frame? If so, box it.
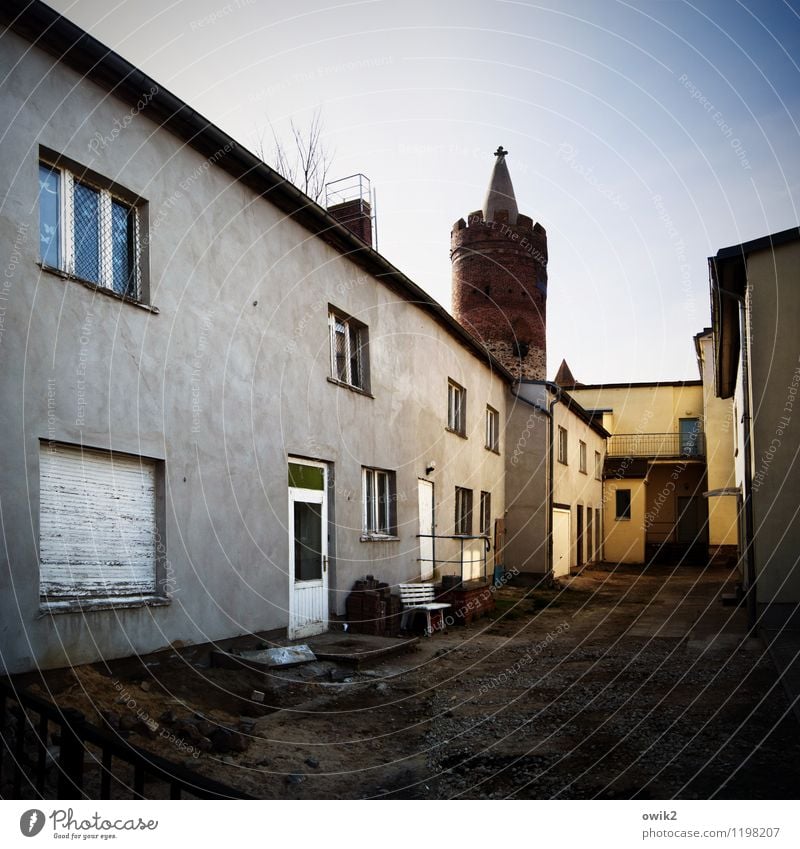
[326,174,374,248]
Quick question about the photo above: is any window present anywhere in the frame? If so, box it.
[615,488,631,520]
[485,405,499,452]
[363,467,396,536]
[39,443,161,605]
[595,450,602,480]
[479,491,491,537]
[39,160,143,300]
[455,486,473,535]
[329,309,367,390]
[579,440,587,474]
[447,380,466,436]
[557,426,568,464]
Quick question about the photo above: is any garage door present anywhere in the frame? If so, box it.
[39,443,157,599]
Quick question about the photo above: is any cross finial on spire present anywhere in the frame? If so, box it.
[494,146,508,158]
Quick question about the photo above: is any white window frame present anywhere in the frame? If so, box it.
[579,440,587,474]
[448,379,466,435]
[455,486,473,535]
[39,160,142,299]
[485,405,499,452]
[329,309,366,390]
[557,426,568,465]
[362,467,396,537]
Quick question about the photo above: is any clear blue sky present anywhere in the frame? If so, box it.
[48,0,800,382]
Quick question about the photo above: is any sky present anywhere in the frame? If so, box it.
[46,0,800,383]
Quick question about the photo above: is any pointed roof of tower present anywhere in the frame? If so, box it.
[483,146,518,224]
[554,359,578,388]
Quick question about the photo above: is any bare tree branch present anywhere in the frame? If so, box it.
[257,108,333,203]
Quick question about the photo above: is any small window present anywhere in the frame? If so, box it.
[455,486,473,535]
[557,426,568,465]
[447,380,466,436]
[363,467,396,536]
[579,440,587,474]
[479,491,491,537]
[615,489,631,520]
[594,450,602,480]
[39,160,144,300]
[329,309,368,390]
[485,406,499,452]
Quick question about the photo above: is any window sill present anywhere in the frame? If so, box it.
[38,263,158,314]
[38,595,171,616]
[614,517,631,522]
[579,469,588,475]
[485,446,501,455]
[360,533,400,542]
[557,459,568,466]
[327,377,373,398]
[445,427,468,439]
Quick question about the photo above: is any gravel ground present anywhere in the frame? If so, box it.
[7,562,799,800]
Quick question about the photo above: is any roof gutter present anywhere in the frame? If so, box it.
[1,0,514,383]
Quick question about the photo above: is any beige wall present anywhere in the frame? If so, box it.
[571,383,703,436]
[603,478,647,563]
[552,401,605,566]
[697,333,739,551]
[747,240,800,608]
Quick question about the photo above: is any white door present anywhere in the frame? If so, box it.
[418,479,434,580]
[553,508,571,577]
[288,460,328,639]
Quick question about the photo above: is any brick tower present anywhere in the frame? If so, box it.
[451,147,548,379]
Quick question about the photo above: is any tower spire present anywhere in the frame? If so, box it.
[483,146,518,224]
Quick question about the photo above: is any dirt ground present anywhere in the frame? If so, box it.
[10,562,800,800]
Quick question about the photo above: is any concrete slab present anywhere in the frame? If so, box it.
[299,633,418,667]
[210,645,316,671]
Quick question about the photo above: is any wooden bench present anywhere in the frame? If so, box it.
[398,583,452,635]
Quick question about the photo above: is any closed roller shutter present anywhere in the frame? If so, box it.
[39,443,157,599]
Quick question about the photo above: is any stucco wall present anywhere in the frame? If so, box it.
[552,402,605,566]
[603,479,647,564]
[697,334,739,550]
[747,241,800,608]
[0,32,508,673]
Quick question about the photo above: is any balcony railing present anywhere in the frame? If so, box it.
[606,431,705,459]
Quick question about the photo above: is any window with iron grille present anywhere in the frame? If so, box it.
[455,486,473,535]
[447,380,466,435]
[485,405,499,452]
[363,467,396,536]
[329,309,367,390]
[39,161,143,300]
[579,440,587,473]
[479,490,491,537]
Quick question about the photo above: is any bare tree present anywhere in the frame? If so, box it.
[258,108,333,204]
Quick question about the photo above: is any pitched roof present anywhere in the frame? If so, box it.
[482,147,518,224]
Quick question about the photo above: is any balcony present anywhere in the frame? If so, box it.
[606,431,705,459]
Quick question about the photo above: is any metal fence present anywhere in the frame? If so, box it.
[607,431,705,459]
[0,678,251,799]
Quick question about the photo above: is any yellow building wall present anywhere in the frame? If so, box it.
[571,383,703,436]
[603,479,647,564]
[697,333,739,550]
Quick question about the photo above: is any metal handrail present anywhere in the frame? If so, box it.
[415,533,490,582]
[607,431,705,458]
